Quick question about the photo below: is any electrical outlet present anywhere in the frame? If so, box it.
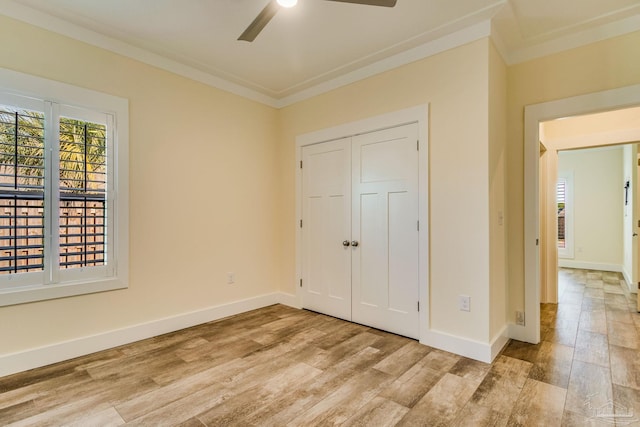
[227,272,235,284]
[459,295,470,312]
[516,311,525,326]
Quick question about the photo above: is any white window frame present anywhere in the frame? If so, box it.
[0,68,128,306]
[557,171,574,259]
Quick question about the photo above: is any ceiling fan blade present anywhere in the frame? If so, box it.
[238,0,280,42]
[324,0,397,6]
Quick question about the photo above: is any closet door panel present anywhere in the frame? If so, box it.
[351,123,419,338]
[301,138,351,320]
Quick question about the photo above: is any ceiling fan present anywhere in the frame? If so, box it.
[238,0,398,42]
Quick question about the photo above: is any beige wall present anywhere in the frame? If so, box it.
[489,42,507,339]
[558,147,624,267]
[0,16,281,354]
[279,39,495,342]
[507,31,640,318]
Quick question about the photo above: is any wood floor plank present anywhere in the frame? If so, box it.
[611,384,640,425]
[7,395,116,427]
[506,378,566,426]
[196,362,323,426]
[396,372,478,426]
[115,361,239,421]
[63,406,125,427]
[372,340,432,376]
[578,309,607,334]
[341,396,409,427]
[125,381,234,425]
[452,401,509,426]
[449,357,491,383]
[564,360,613,418]
[607,319,639,349]
[310,331,384,370]
[248,346,385,426]
[379,351,445,408]
[285,368,394,426]
[573,329,609,367]
[609,344,640,390]
[528,340,574,388]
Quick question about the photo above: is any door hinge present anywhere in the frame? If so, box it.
[417,140,419,151]
[536,238,539,246]
[417,220,419,231]
[417,301,420,312]
[300,219,303,228]
[300,279,303,287]
[300,160,303,169]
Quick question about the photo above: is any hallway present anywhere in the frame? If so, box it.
[502,268,640,425]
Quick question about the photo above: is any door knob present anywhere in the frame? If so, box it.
[351,241,359,247]
[634,233,638,237]
[343,240,351,247]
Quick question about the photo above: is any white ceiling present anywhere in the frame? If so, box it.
[2,0,640,106]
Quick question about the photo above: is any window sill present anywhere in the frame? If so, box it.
[0,277,128,307]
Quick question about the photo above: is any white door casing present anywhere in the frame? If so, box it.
[295,105,429,343]
[523,84,640,344]
[300,123,420,339]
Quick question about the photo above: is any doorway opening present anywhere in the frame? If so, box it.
[539,110,640,308]
[523,84,640,344]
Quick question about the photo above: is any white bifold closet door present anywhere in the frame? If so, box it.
[301,123,419,339]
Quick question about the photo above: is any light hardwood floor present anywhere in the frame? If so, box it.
[1,268,639,426]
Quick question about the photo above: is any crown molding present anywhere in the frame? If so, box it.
[0,0,282,107]
[501,13,640,65]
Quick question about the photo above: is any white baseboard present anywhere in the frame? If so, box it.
[507,322,535,343]
[2,293,513,377]
[622,268,638,294]
[277,292,300,309]
[420,326,507,364]
[0,292,293,377]
[558,260,623,273]
[490,326,510,361]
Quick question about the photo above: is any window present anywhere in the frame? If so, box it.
[0,68,128,306]
[557,171,573,259]
[557,179,566,248]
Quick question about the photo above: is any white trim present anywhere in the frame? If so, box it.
[507,323,529,343]
[420,326,508,363]
[523,83,640,344]
[621,268,636,294]
[0,292,294,377]
[506,14,640,66]
[557,260,623,273]
[278,292,300,309]
[295,105,429,345]
[490,327,510,361]
[0,67,129,307]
